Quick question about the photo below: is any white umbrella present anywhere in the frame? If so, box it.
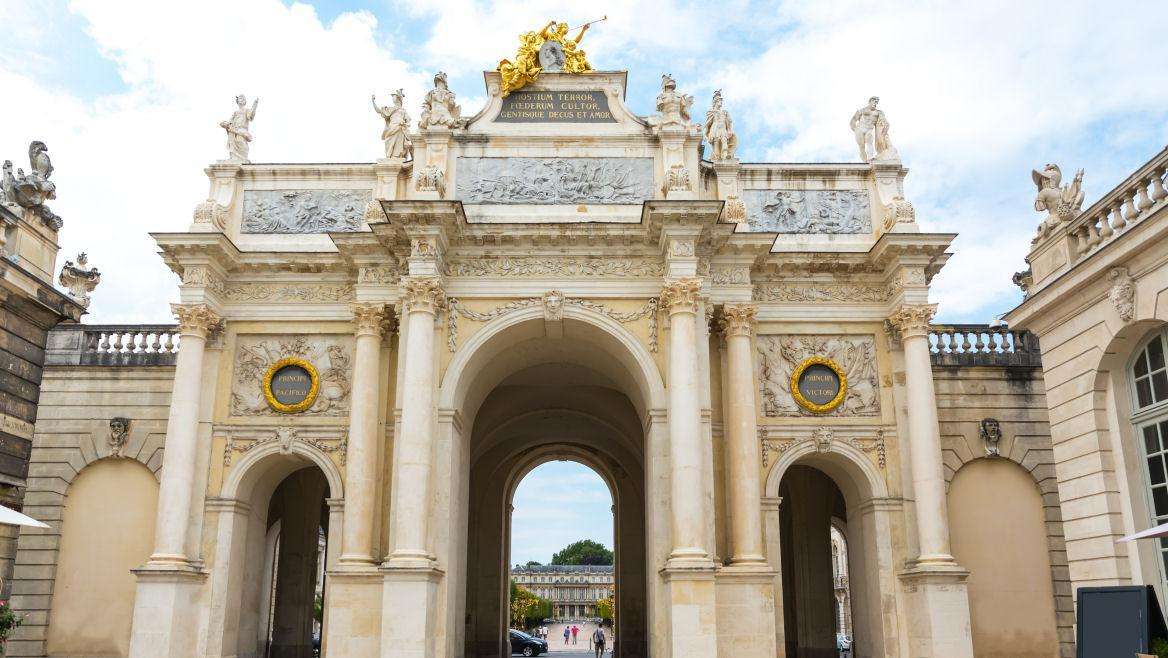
[0,504,48,528]
[1118,522,1168,542]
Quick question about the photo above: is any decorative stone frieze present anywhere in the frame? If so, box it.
[223,283,353,303]
[351,303,392,337]
[223,427,348,467]
[743,189,872,234]
[402,277,446,314]
[171,303,223,338]
[447,295,660,353]
[723,195,747,223]
[887,303,938,339]
[1108,266,1135,323]
[444,257,664,278]
[718,304,757,338]
[357,266,396,285]
[662,163,692,194]
[660,278,702,314]
[229,335,353,417]
[757,334,880,417]
[711,265,750,286]
[241,189,370,234]
[455,157,654,205]
[754,283,888,303]
[415,165,446,195]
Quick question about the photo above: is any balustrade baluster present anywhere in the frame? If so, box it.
[1137,179,1155,212]
[164,333,175,352]
[1123,191,1140,224]
[1110,203,1127,232]
[974,332,987,354]
[1098,209,1113,239]
[960,331,973,354]
[1086,220,1101,248]
[149,333,161,353]
[1152,168,1167,202]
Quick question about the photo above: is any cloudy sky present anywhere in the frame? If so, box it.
[511,461,613,566]
[2,1,1167,325]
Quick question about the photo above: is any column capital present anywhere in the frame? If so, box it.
[718,303,758,338]
[660,277,703,314]
[170,303,222,338]
[351,302,393,337]
[888,303,937,339]
[401,276,446,315]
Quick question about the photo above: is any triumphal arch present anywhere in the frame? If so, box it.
[10,30,1084,658]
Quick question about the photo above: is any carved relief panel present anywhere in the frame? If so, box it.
[455,157,655,204]
[757,334,880,417]
[230,335,354,417]
[242,189,371,233]
[743,189,872,234]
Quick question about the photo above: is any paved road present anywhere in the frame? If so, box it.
[528,622,611,655]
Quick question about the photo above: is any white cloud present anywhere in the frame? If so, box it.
[0,0,429,322]
[709,1,1168,319]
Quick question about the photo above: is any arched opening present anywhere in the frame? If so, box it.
[508,461,615,652]
[764,443,894,658]
[948,458,1058,657]
[206,444,343,658]
[47,459,159,656]
[261,466,330,658]
[446,310,660,658]
[778,465,848,657]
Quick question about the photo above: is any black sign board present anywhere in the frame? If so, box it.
[270,364,313,407]
[1077,585,1168,657]
[797,364,842,407]
[496,90,617,123]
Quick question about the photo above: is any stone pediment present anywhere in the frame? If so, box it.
[462,71,647,136]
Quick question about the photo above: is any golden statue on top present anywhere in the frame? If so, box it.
[497,17,605,96]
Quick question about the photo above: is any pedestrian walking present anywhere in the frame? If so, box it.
[564,626,571,645]
[571,624,579,644]
[592,626,606,658]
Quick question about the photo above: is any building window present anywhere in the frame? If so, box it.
[1132,330,1168,579]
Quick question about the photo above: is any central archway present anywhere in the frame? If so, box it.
[440,307,665,658]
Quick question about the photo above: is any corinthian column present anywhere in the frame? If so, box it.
[889,303,955,565]
[721,304,767,565]
[386,277,445,567]
[148,303,221,566]
[340,303,388,566]
[662,278,710,566]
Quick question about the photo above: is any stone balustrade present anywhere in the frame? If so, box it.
[928,324,1041,368]
[46,324,180,366]
[1065,146,1168,259]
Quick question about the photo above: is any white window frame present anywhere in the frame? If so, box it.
[1129,328,1168,589]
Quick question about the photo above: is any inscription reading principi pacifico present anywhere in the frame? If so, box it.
[456,157,654,205]
[495,90,616,123]
[263,357,320,414]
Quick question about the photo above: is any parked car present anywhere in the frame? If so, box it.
[509,629,548,656]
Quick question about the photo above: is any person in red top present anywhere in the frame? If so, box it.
[571,625,579,644]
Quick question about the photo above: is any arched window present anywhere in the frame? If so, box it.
[1131,329,1168,578]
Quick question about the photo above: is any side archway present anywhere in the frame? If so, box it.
[763,439,896,658]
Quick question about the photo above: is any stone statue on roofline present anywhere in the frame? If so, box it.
[850,96,898,163]
[647,74,694,131]
[220,94,259,162]
[704,90,738,162]
[1032,163,1085,238]
[373,89,412,160]
[419,72,465,130]
[3,141,63,229]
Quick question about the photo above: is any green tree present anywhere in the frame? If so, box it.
[550,539,613,566]
[525,560,542,567]
[509,579,552,630]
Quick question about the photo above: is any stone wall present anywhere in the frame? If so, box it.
[8,365,172,657]
[932,361,1073,656]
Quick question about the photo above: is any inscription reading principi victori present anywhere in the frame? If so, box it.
[789,356,848,414]
[496,90,616,123]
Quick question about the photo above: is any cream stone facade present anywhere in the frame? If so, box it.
[7,64,1078,658]
[511,564,613,620]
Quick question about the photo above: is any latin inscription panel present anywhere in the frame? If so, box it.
[270,364,313,406]
[495,90,616,123]
[797,364,841,406]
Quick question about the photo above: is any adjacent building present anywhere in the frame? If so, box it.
[511,564,614,620]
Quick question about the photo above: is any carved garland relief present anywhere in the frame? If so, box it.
[757,334,880,417]
[230,335,354,417]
